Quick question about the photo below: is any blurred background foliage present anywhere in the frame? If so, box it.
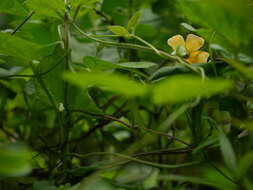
[0,0,253,189]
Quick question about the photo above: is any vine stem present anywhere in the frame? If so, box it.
[69,152,199,169]
[71,23,202,75]
[71,23,176,60]
[63,10,70,110]
[60,0,72,170]
[132,34,161,55]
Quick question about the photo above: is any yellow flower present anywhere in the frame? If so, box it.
[167,34,209,64]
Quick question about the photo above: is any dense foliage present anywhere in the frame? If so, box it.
[0,0,253,189]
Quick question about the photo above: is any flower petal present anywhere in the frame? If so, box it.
[185,34,205,52]
[186,51,209,64]
[167,35,185,50]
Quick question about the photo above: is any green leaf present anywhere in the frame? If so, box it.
[18,22,59,56]
[135,24,157,38]
[83,57,156,70]
[0,143,32,177]
[108,26,130,37]
[101,0,129,24]
[0,0,27,16]
[177,0,251,49]
[219,128,237,171]
[68,88,102,114]
[0,32,42,64]
[0,66,22,77]
[237,151,253,179]
[33,181,59,190]
[117,62,157,69]
[159,174,237,190]
[181,22,196,32]
[69,0,100,7]
[77,177,115,190]
[64,72,148,98]
[25,0,65,18]
[127,11,142,33]
[150,65,190,81]
[193,137,219,154]
[152,75,233,104]
[35,48,65,106]
[83,56,120,71]
[223,58,253,81]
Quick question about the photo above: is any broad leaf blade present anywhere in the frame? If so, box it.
[0,143,32,177]
[127,11,142,32]
[237,151,253,179]
[83,56,120,71]
[223,58,253,81]
[152,75,233,104]
[219,128,237,171]
[25,0,65,18]
[64,72,148,98]
[0,32,42,64]
[108,26,130,37]
[0,0,27,16]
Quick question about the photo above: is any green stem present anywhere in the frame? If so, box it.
[72,23,205,76]
[132,34,161,56]
[71,23,176,60]
[69,152,199,169]
[61,0,72,170]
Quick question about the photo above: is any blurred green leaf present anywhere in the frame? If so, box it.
[237,151,253,179]
[25,0,65,18]
[101,0,128,24]
[223,58,253,81]
[219,128,237,171]
[78,177,115,190]
[0,66,22,77]
[0,143,32,177]
[0,32,42,64]
[83,56,120,71]
[84,56,156,70]
[203,168,237,190]
[152,75,233,104]
[149,65,190,81]
[135,24,157,38]
[33,181,58,190]
[108,26,130,37]
[177,0,251,49]
[115,164,154,185]
[35,48,65,106]
[0,0,27,16]
[117,62,156,69]
[127,11,142,33]
[64,72,148,97]
[69,0,100,7]
[159,174,237,190]
[68,88,102,113]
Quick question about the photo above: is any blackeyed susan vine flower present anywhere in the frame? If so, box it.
[167,34,209,64]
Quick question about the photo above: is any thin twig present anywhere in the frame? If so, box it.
[69,152,199,169]
[11,11,35,35]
